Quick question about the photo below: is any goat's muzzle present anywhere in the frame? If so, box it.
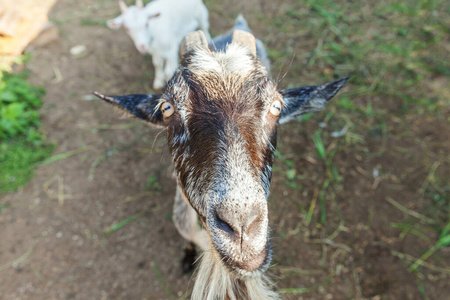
[208,198,271,276]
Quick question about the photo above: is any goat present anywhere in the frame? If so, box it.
[95,16,348,299]
[107,0,211,90]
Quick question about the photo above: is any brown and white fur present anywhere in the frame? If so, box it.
[94,24,348,299]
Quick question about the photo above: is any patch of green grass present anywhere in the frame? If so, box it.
[0,68,54,194]
[0,71,45,142]
[0,140,54,194]
[284,0,449,114]
[282,0,448,231]
[264,0,449,294]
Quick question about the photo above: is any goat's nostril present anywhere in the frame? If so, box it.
[215,214,235,236]
[246,216,262,239]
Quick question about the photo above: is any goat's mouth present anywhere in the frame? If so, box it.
[216,242,272,278]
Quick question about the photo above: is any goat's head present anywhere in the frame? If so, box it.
[94,30,348,278]
[107,0,160,54]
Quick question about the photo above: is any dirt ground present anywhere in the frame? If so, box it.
[1,0,449,299]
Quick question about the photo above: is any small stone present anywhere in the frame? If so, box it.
[70,45,87,56]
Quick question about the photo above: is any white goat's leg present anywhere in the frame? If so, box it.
[173,186,209,251]
[162,49,179,85]
[151,53,166,90]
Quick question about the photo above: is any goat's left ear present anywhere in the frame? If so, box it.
[93,92,164,127]
[107,15,124,30]
[279,76,349,124]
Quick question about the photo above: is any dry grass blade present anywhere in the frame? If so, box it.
[280,276,333,294]
[151,261,176,299]
[274,266,323,276]
[103,210,145,236]
[0,239,41,272]
[42,175,72,205]
[38,146,89,166]
[385,197,434,224]
[391,250,450,275]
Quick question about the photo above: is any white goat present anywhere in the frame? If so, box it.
[107,0,210,90]
[95,18,348,299]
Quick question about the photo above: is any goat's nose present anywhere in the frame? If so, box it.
[214,201,266,250]
[139,44,146,52]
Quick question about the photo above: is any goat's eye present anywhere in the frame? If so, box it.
[269,100,282,116]
[161,102,175,118]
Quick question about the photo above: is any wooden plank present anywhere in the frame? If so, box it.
[0,5,21,37]
[0,0,58,68]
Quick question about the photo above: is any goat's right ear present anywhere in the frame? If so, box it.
[93,92,164,126]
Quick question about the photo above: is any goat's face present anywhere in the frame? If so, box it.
[164,43,280,276]
[94,30,348,278]
[107,0,160,54]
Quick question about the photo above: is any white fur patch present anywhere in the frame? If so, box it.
[189,44,262,79]
[192,248,280,300]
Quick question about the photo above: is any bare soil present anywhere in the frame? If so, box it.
[1,0,449,299]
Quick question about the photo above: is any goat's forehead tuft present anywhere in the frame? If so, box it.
[186,44,266,78]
